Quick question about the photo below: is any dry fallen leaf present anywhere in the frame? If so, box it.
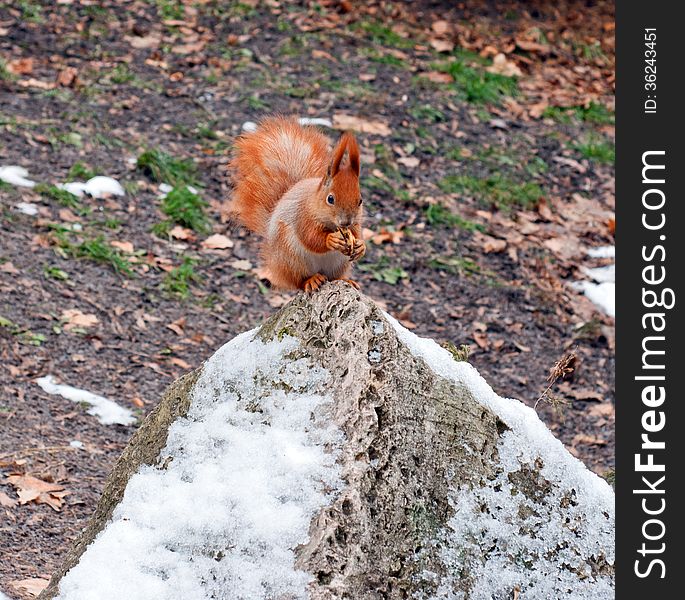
[332,114,392,136]
[588,403,615,418]
[515,39,550,54]
[475,233,507,254]
[486,54,523,77]
[572,434,607,447]
[56,66,78,87]
[230,259,253,271]
[10,578,50,597]
[111,240,134,253]
[431,20,451,36]
[0,261,19,275]
[5,475,68,511]
[16,78,55,90]
[397,156,420,168]
[0,490,18,507]
[172,41,206,55]
[61,309,99,331]
[430,39,454,53]
[421,70,453,84]
[169,226,195,240]
[472,331,489,350]
[368,228,404,245]
[201,233,234,250]
[166,316,186,336]
[7,57,34,75]
[170,357,192,370]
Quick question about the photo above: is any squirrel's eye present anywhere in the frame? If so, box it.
[326,194,335,205]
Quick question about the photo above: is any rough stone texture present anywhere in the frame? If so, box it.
[39,370,200,600]
[40,282,613,599]
[259,285,505,598]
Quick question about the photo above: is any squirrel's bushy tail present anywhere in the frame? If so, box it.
[230,116,330,236]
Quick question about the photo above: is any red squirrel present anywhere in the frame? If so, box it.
[230,116,365,292]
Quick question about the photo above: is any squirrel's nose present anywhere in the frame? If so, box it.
[340,218,352,228]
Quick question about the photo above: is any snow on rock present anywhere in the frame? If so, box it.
[385,313,614,599]
[58,176,125,199]
[0,165,36,187]
[36,375,135,426]
[54,332,343,600]
[42,284,613,600]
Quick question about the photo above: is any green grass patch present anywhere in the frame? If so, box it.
[425,204,485,232]
[358,256,408,285]
[0,59,16,82]
[409,104,445,123]
[543,102,614,125]
[73,237,134,275]
[364,50,407,68]
[158,186,209,233]
[18,0,44,23]
[434,59,518,105]
[1,315,46,346]
[156,0,184,20]
[572,135,615,164]
[66,162,97,181]
[44,266,69,281]
[438,174,543,210]
[35,184,81,209]
[355,21,414,49]
[137,149,198,187]
[429,255,481,276]
[162,257,201,298]
[442,341,471,362]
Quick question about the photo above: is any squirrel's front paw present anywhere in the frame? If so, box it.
[326,230,350,254]
[349,238,366,262]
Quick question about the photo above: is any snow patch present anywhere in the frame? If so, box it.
[36,375,136,426]
[55,332,343,600]
[158,182,198,197]
[0,165,36,188]
[574,246,615,317]
[574,281,615,318]
[58,176,125,198]
[587,245,615,259]
[298,117,332,128]
[242,118,331,134]
[384,312,615,599]
[15,202,38,216]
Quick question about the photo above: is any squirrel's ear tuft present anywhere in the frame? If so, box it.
[329,132,360,178]
[347,133,360,177]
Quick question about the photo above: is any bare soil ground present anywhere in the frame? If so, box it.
[0,1,614,597]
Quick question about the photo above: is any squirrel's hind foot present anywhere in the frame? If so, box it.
[303,273,328,293]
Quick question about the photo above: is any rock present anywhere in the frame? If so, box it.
[40,283,614,600]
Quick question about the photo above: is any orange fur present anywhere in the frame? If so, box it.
[230,116,330,236]
[230,116,365,291]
